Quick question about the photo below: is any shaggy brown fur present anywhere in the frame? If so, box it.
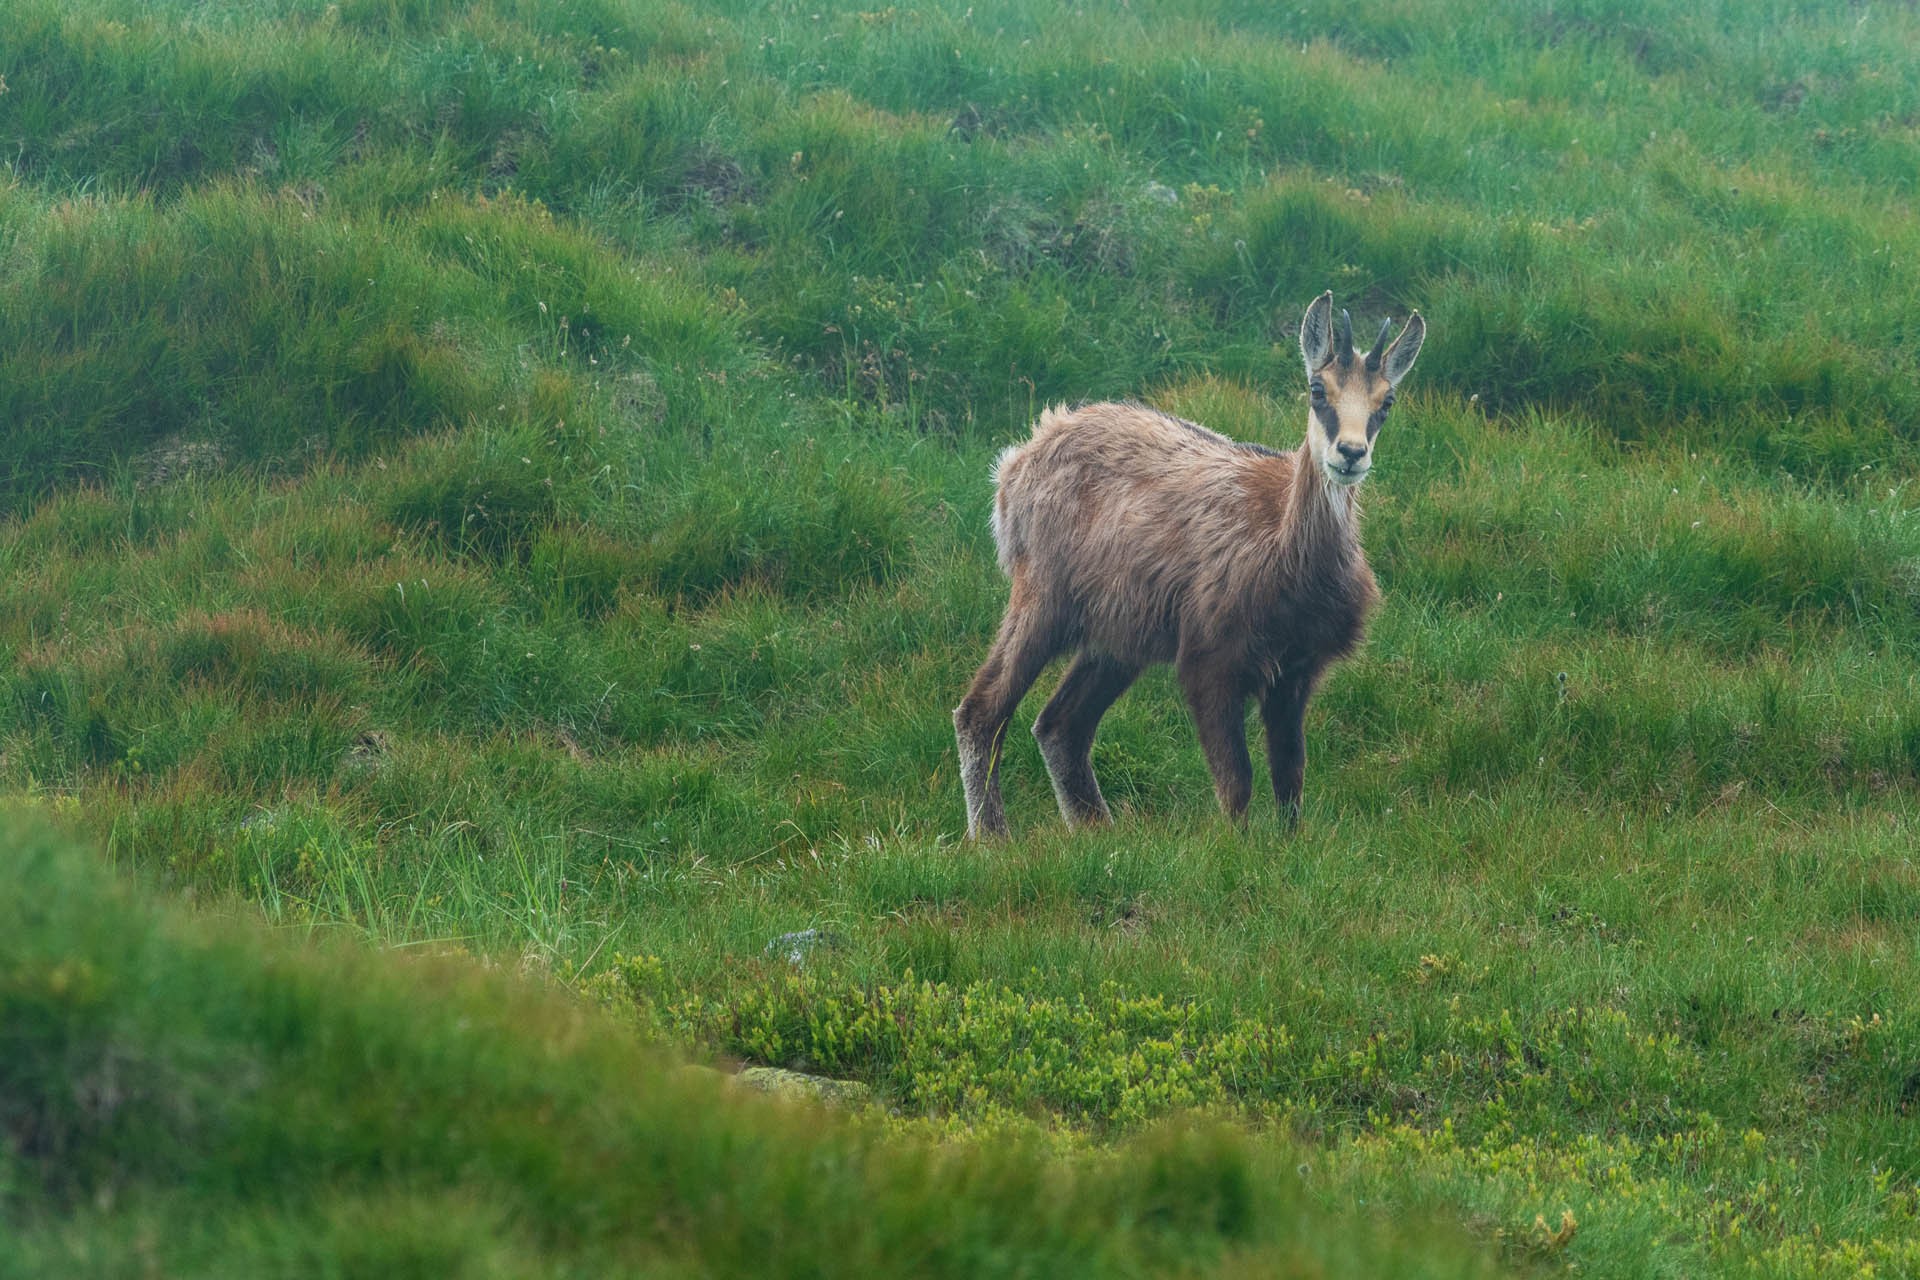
[954,292,1425,838]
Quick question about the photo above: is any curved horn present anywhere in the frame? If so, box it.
[1365,316,1392,372]
[1337,308,1354,367]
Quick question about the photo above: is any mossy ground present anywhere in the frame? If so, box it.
[5,1,1920,1275]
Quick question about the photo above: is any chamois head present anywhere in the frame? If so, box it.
[1297,291,1425,488]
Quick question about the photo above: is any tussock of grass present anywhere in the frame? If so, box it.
[631,443,909,602]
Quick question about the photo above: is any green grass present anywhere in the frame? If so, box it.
[0,813,1502,1278]
[5,0,1920,1274]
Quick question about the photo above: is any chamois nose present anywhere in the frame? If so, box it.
[1335,441,1368,464]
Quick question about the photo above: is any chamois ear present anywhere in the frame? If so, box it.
[1381,311,1425,384]
[1299,291,1335,373]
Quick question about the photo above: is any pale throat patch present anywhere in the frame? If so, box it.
[1319,470,1359,518]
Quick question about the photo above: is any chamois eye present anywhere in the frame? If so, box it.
[1367,394,1393,437]
[1309,380,1326,403]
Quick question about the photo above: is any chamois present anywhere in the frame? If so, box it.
[953,292,1425,839]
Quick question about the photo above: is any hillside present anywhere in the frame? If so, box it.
[0,812,1501,1277]
[5,0,1920,1274]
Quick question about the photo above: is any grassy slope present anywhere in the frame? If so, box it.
[0,813,1499,1278]
[5,0,1920,1274]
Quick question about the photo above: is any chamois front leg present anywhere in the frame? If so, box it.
[1178,658,1253,821]
[1260,674,1311,828]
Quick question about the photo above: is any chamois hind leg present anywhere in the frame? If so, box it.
[1178,658,1253,821]
[1032,652,1139,829]
[953,580,1060,840]
[1259,671,1313,829]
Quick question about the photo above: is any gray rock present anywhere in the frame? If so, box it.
[1142,181,1179,206]
[765,928,839,967]
[141,435,227,485]
[736,1067,872,1106]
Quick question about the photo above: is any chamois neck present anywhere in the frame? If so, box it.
[1285,443,1360,556]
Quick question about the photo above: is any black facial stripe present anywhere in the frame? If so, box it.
[1314,403,1339,439]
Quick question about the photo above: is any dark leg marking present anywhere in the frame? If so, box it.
[1260,672,1313,829]
[1032,652,1140,828]
[1178,657,1253,821]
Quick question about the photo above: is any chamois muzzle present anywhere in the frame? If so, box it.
[1328,438,1370,485]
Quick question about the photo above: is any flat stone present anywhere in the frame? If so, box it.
[735,1067,871,1106]
[764,928,840,967]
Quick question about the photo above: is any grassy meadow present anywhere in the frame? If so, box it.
[5,0,1920,1273]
